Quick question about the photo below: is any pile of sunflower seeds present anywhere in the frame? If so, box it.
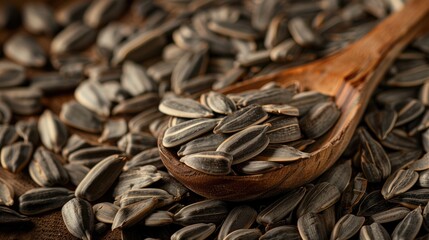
[160,86,339,175]
[3,0,429,239]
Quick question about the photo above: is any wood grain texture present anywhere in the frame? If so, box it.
[159,0,429,201]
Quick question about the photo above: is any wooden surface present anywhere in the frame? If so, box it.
[160,0,429,201]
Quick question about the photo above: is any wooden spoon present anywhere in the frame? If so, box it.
[159,0,429,201]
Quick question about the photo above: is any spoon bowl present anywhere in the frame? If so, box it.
[159,0,429,201]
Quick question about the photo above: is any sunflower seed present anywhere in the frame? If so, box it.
[217,205,257,240]
[4,33,46,67]
[212,67,245,90]
[163,118,219,148]
[255,144,310,162]
[357,191,395,216]
[177,133,227,157]
[117,188,174,208]
[62,198,94,240]
[395,99,424,126]
[257,187,306,225]
[144,210,174,227]
[300,101,340,139]
[124,147,163,170]
[160,97,213,119]
[29,147,69,187]
[56,1,90,25]
[62,134,91,158]
[0,61,26,88]
[370,207,410,223]
[264,14,289,49]
[19,187,74,215]
[0,102,11,124]
[38,110,68,153]
[75,80,111,117]
[214,105,268,134]
[1,141,33,173]
[51,22,96,55]
[23,3,58,35]
[365,110,397,140]
[0,178,14,206]
[0,125,18,148]
[1,87,43,115]
[98,119,127,143]
[408,152,429,171]
[118,132,157,156]
[171,223,216,240]
[156,171,188,201]
[262,104,299,116]
[317,159,352,193]
[112,165,162,197]
[381,129,419,151]
[83,0,126,28]
[15,119,39,146]
[217,125,270,165]
[224,229,262,240]
[112,29,167,65]
[288,91,330,115]
[0,206,30,224]
[60,101,103,133]
[93,202,119,224]
[238,88,295,107]
[208,20,259,41]
[236,160,282,175]
[297,212,328,240]
[200,91,236,115]
[381,169,418,199]
[121,61,158,96]
[389,150,422,172]
[64,163,90,186]
[180,151,232,175]
[297,182,340,218]
[266,116,301,143]
[97,22,133,59]
[359,128,391,182]
[174,200,228,226]
[386,65,429,87]
[389,189,429,208]
[113,93,160,115]
[112,197,158,230]
[75,154,127,201]
[128,107,164,133]
[391,207,423,240]
[330,214,364,240]
[270,39,302,62]
[68,146,122,167]
[360,223,390,240]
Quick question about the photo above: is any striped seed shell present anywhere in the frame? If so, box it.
[16,119,40,146]
[38,110,68,153]
[113,93,160,115]
[317,159,352,193]
[297,212,328,240]
[117,188,174,208]
[0,61,25,88]
[112,197,158,230]
[163,118,220,148]
[200,91,236,115]
[391,207,423,240]
[395,99,424,126]
[0,178,14,206]
[409,152,429,171]
[389,189,429,209]
[360,223,390,240]
[124,147,163,170]
[330,214,365,240]
[112,165,162,198]
[64,163,90,186]
[171,223,216,240]
[216,125,270,165]
[23,3,58,35]
[235,161,282,175]
[93,202,119,224]
[218,205,257,240]
[0,206,30,224]
[261,104,299,116]
[159,97,213,119]
[300,101,340,139]
[266,116,301,143]
[121,61,157,96]
[254,144,310,162]
[68,146,122,167]
[62,134,91,158]
[62,198,94,240]
[237,88,295,107]
[177,133,228,157]
[144,210,174,227]
[174,200,229,226]
[29,147,69,187]
[98,118,127,143]
[51,22,96,54]
[19,187,74,215]
[75,154,127,201]
[1,141,33,173]
[0,125,18,148]
[419,169,429,187]
[260,226,300,240]
[381,169,418,199]
[257,187,306,225]
[370,207,410,223]
[60,101,103,133]
[297,182,341,217]
[4,33,46,67]
[180,151,232,175]
[214,105,268,134]
[365,110,397,140]
[224,229,262,240]
[288,17,322,47]
[75,81,111,118]
[83,0,126,28]
[288,91,331,115]
[0,102,12,124]
[117,132,157,156]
